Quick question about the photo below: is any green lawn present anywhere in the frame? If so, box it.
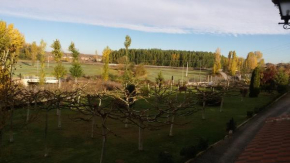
[13,60,210,82]
[0,91,278,163]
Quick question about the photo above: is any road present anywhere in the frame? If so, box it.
[190,93,290,163]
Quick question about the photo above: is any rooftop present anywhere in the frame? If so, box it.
[236,115,290,163]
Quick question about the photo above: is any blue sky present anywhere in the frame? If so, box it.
[1,0,290,63]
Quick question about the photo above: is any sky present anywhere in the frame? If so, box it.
[0,0,290,63]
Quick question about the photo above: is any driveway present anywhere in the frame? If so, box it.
[190,93,290,163]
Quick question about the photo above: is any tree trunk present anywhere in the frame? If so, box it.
[169,115,175,136]
[75,77,77,83]
[58,109,61,128]
[100,121,107,163]
[91,116,95,138]
[58,78,61,88]
[220,97,224,112]
[202,101,206,120]
[138,120,144,151]
[9,105,14,143]
[56,108,59,115]
[44,110,49,157]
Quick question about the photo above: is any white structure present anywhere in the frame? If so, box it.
[21,76,58,86]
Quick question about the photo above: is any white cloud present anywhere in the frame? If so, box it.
[0,0,288,35]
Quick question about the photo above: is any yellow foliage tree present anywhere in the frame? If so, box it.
[102,46,111,81]
[212,48,221,74]
[0,21,25,86]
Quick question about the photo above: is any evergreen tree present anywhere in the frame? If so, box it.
[249,67,261,97]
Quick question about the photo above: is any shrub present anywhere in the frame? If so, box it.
[247,111,254,118]
[159,151,173,163]
[226,118,236,132]
[180,146,197,159]
[197,137,209,151]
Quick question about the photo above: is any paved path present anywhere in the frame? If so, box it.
[190,93,290,163]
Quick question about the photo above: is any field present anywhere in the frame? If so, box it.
[0,91,278,163]
[13,60,210,82]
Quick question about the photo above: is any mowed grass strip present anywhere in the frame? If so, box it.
[0,92,277,163]
[14,60,210,82]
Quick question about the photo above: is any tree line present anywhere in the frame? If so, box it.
[110,48,215,68]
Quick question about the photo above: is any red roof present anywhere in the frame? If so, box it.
[236,115,290,163]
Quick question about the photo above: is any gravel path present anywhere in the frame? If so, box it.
[190,93,290,163]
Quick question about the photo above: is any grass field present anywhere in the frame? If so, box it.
[13,60,210,82]
[0,92,278,163]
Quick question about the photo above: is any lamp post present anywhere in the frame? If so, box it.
[272,0,290,29]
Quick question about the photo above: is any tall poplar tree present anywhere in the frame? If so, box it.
[124,35,132,82]
[102,46,111,81]
[212,48,221,74]
[51,39,66,88]
[230,51,238,76]
[246,52,257,71]
[39,39,47,85]
[124,35,131,72]
[31,41,38,66]
[69,42,83,83]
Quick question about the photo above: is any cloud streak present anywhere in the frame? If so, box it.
[0,0,288,35]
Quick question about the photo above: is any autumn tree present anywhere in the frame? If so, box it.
[51,39,66,88]
[39,39,47,85]
[102,46,111,81]
[274,68,289,93]
[31,41,38,66]
[246,52,257,71]
[261,65,277,92]
[212,48,221,74]
[0,20,24,147]
[69,42,83,83]
[230,51,238,76]
[227,51,232,71]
